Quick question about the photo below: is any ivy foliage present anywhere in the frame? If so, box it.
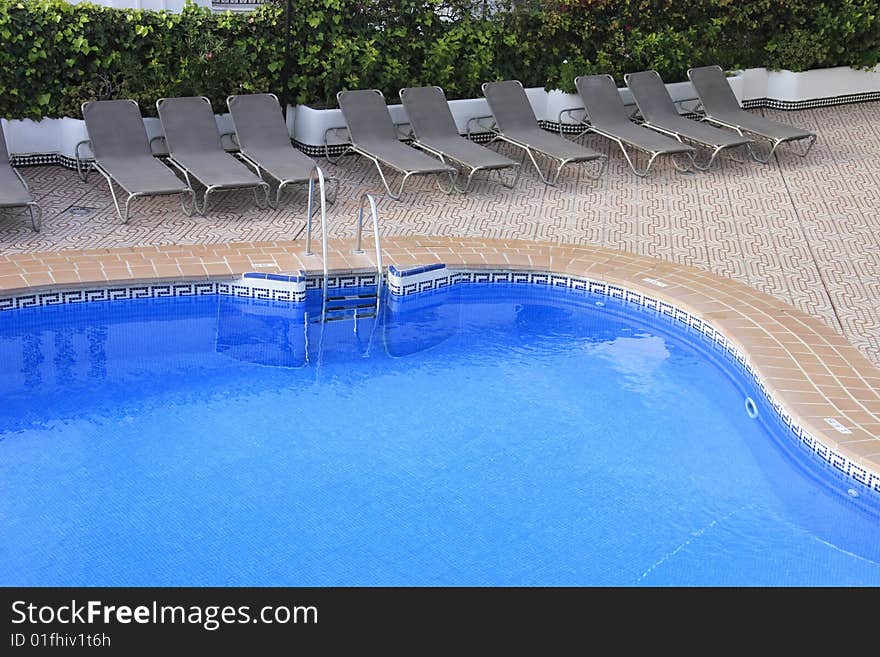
[0,0,877,119]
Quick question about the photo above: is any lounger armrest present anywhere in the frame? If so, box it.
[394,121,414,140]
[674,97,703,116]
[322,125,352,162]
[149,135,169,157]
[219,131,240,152]
[12,166,31,193]
[322,125,350,147]
[466,115,497,140]
[74,139,93,162]
[557,106,588,135]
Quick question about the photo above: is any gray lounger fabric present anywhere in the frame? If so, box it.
[687,65,817,162]
[482,80,604,185]
[227,93,333,206]
[574,74,694,176]
[338,89,454,200]
[82,99,192,222]
[157,96,268,213]
[0,123,40,230]
[400,86,518,192]
[625,70,752,169]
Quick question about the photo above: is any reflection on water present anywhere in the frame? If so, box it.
[583,334,671,393]
[216,298,308,368]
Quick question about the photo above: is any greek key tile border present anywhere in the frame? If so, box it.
[304,273,382,290]
[0,279,305,311]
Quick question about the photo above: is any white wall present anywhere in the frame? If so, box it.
[65,0,210,11]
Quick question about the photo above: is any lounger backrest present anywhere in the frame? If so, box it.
[157,96,223,155]
[624,71,679,122]
[0,123,9,163]
[82,100,153,160]
[687,65,740,116]
[482,80,538,133]
[574,74,629,127]
[227,93,291,152]
[399,86,460,141]
[337,89,399,145]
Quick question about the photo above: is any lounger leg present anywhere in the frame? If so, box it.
[692,145,725,171]
[748,139,776,164]
[27,203,41,232]
[325,144,353,166]
[389,172,414,201]
[617,140,646,177]
[446,165,480,194]
[582,155,608,181]
[548,159,563,185]
[122,193,136,224]
[103,173,126,222]
[198,186,214,215]
[794,134,818,158]
[11,168,43,230]
[621,144,661,178]
[253,182,271,210]
[725,144,747,164]
[430,154,458,195]
[753,131,817,163]
[75,140,92,183]
[672,152,696,173]
[501,163,523,189]
[180,189,197,217]
[368,156,410,201]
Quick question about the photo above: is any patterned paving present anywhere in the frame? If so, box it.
[2,102,879,366]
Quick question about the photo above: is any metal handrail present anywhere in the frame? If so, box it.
[353,191,383,299]
[303,165,329,284]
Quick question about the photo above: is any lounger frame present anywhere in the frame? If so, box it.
[480,80,606,185]
[0,125,41,231]
[558,75,696,177]
[687,65,817,164]
[156,96,269,215]
[0,169,41,232]
[80,100,196,223]
[335,89,456,201]
[624,71,751,171]
[226,93,339,208]
[399,86,522,193]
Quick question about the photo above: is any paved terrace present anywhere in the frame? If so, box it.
[2,101,879,368]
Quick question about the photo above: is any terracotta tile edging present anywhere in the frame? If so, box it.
[1,237,879,488]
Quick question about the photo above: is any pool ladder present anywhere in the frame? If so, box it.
[303,167,383,324]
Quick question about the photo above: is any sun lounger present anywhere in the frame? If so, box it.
[481,80,605,185]
[688,65,817,163]
[226,93,338,207]
[0,123,41,231]
[573,74,695,176]
[399,85,520,192]
[156,96,269,214]
[337,89,456,200]
[624,70,752,170]
[81,99,195,222]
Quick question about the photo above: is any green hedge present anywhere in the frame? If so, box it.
[0,0,877,120]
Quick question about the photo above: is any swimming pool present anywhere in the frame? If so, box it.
[1,282,878,586]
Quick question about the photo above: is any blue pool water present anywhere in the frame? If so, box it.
[1,284,878,586]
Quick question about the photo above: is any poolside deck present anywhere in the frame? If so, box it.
[2,101,879,369]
